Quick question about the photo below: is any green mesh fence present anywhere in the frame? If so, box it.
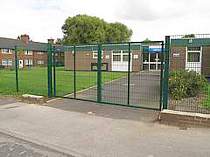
[53,42,164,110]
[0,43,49,96]
[168,34,210,114]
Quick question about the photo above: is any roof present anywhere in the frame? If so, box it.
[0,37,48,52]
[171,38,210,46]
[56,42,163,52]
[0,36,163,53]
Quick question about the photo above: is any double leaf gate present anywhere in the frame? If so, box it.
[49,40,168,110]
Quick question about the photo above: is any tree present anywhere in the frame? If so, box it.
[106,22,132,43]
[55,38,63,45]
[183,34,195,38]
[143,38,151,42]
[62,15,133,44]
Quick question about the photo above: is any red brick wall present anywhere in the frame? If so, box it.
[202,46,210,77]
[170,46,186,71]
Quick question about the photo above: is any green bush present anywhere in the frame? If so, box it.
[169,70,208,100]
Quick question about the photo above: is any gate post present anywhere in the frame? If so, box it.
[163,36,170,109]
[52,46,56,97]
[97,44,102,103]
[47,43,53,97]
[159,41,164,110]
[14,46,19,92]
[127,42,131,105]
[73,45,76,99]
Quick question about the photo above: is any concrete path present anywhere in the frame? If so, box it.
[0,102,210,157]
[47,98,159,123]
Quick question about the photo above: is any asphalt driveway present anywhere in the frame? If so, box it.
[72,71,161,109]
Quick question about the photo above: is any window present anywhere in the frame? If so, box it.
[2,59,13,66]
[92,51,103,59]
[187,47,201,63]
[24,59,33,65]
[2,49,12,54]
[25,51,33,55]
[113,51,121,54]
[2,59,7,66]
[123,54,129,61]
[37,52,44,55]
[133,55,138,59]
[187,47,201,51]
[150,53,156,62]
[113,54,121,61]
[37,60,44,65]
[143,53,149,62]
[187,52,200,62]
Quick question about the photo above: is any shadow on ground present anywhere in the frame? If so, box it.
[46,98,160,123]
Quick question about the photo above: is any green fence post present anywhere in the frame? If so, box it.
[159,41,164,110]
[14,46,19,92]
[73,45,76,99]
[163,36,170,109]
[127,43,131,105]
[52,46,56,97]
[97,44,102,103]
[47,43,53,97]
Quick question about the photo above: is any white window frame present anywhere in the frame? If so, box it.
[112,50,132,62]
[37,60,44,65]
[185,46,202,74]
[186,47,202,63]
[2,59,8,66]
[1,48,12,54]
[143,52,161,71]
[92,51,103,59]
[24,50,33,55]
[37,52,44,55]
[24,59,33,66]
[112,51,121,62]
[2,59,13,66]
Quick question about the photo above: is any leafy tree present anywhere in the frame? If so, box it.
[106,22,132,43]
[143,38,151,42]
[183,34,195,38]
[55,38,63,44]
[62,15,132,44]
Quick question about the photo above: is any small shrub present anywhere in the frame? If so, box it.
[169,70,208,100]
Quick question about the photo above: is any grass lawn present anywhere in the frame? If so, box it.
[0,67,126,97]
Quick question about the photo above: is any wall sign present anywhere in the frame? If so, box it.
[173,53,180,57]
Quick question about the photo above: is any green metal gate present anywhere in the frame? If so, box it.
[52,41,166,110]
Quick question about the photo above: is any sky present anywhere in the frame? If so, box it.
[0,0,210,42]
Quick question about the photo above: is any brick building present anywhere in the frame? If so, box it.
[0,35,48,68]
[170,38,210,77]
[64,44,163,72]
[64,38,210,77]
[0,35,64,68]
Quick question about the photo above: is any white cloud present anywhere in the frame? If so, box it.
[0,0,210,42]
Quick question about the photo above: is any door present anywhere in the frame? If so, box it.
[19,60,24,68]
[143,52,161,71]
[112,50,132,72]
[186,47,202,74]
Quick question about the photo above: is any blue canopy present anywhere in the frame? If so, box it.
[143,46,164,53]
